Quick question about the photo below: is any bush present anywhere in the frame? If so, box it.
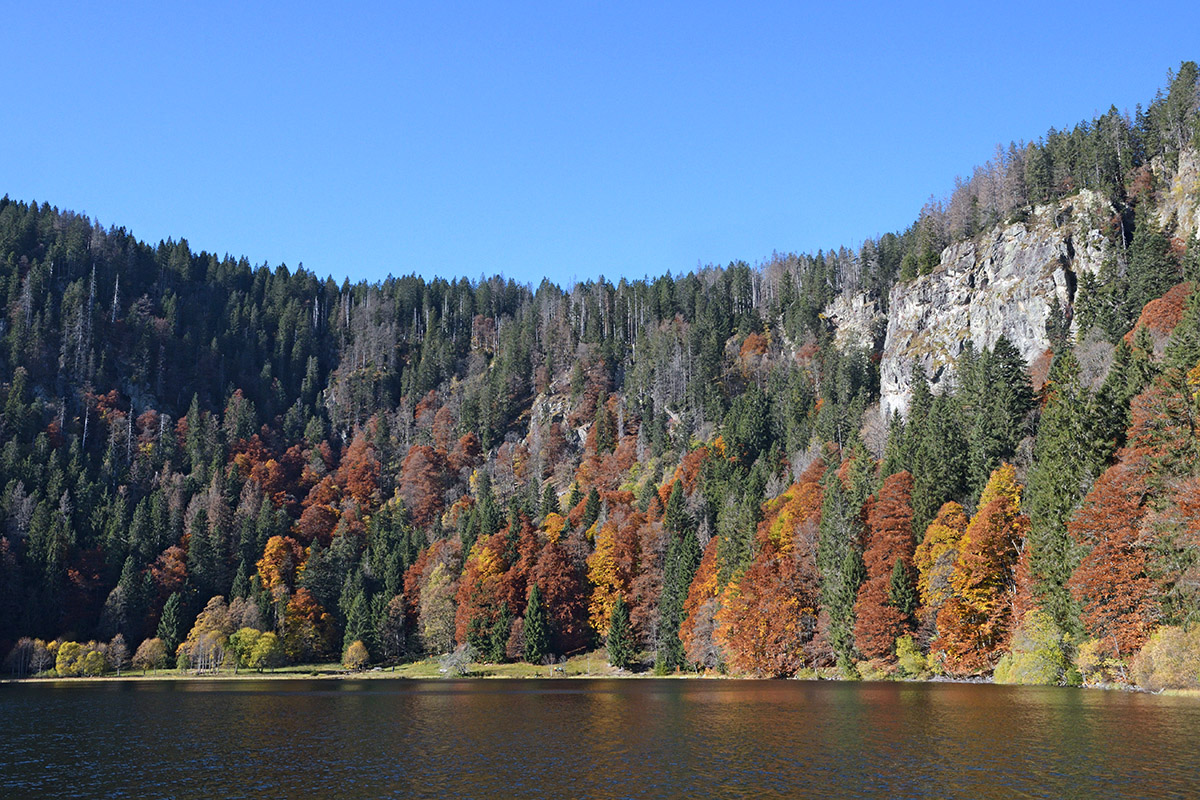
[1075,638,1126,685]
[895,635,928,678]
[343,640,370,671]
[993,610,1069,685]
[1131,626,1200,691]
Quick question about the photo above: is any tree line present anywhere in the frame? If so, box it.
[2,63,1199,688]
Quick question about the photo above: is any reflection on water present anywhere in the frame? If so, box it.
[2,678,1199,799]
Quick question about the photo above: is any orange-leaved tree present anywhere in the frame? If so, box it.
[854,471,917,660]
[914,502,969,639]
[1067,457,1157,658]
[933,464,1029,675]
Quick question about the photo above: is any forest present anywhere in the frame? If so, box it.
[2,63,1199,690]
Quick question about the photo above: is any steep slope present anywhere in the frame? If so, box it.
[878,189,1113,415]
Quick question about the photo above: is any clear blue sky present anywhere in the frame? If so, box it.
[3,2,1198,287]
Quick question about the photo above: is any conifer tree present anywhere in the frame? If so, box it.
[817,454,867,665]
[581,488,602,531]
[157,592,185,652]
[540,482,560,520]
[656,530,701,672]
[607,595,634,670]
[1024,349,1090,633]
[523,583,549,665]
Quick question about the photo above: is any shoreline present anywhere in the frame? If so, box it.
[0,663,1165,692]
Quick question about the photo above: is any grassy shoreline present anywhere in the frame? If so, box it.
[2,648,1185,692]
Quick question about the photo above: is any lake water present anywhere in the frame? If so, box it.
[2,678,1198,798]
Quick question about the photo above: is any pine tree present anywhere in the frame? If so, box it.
[523,583,549,665]
[607,595,634,670]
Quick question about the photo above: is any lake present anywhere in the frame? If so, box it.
[2,678,1198,798]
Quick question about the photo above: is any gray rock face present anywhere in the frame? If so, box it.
[1155,147,1200,241]
[823,291,885,352]
[878,191,1113,416]
[822,191,1114,417]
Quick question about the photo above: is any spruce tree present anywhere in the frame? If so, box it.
[157,592,184,651]
[887,558,917,617]
[342,588,374,657]
[540,482,560,520]
[656,530,701,672]
[581,488,602,531]
[1025,349,1090,634]
[607,595,634,670]
[817,459,866,665]
[523,584,549,665]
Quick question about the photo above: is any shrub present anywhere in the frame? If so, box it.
[895,635,928,678]
[343,640,370,671]
[1131,626,1200,691]
[993,610,1069,685]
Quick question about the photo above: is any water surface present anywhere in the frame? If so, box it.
[2,678,1197,798]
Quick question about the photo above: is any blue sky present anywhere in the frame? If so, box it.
[3,2,1198,287]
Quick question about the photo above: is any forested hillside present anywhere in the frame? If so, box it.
[3,64,1199,687]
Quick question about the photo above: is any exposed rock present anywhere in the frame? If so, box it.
[877,191,1113,416]
[1155,147,1200,241]
[823,291,885,352]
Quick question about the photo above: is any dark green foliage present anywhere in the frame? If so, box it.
[157,592,185,652]
[523,583,549,665]
[887,558,917,617]
[581,488,602,531]
[342,587,374,658]
[656,530,701,673]
[540,482,560,520]
[963,337,1033,501]
[723,386,769,465]
[663,481,690,537]
[1025,350,1094,634]
[606,595,634,670]
[1128,212,1181,314]
[817,452,869,664]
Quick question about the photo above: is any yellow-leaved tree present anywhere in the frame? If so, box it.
[932,464,1029,675]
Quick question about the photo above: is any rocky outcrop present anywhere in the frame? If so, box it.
[1155,147,1200,241]
[823,291,885,352]
[820,191,1115,417]
[877,191,1113,416]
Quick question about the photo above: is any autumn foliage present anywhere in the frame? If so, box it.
[1067,458,1157,657]
[933,465,1029,675]
[714,467,824,676]
[854,472,916,660]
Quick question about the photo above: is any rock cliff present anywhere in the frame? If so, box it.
[828,191,1116,417]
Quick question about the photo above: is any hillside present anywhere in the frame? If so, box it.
[2,63,1199,687]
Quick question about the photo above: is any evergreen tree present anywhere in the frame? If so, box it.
[342,588,374,657]
[540,482,560,520]
[607,595,634,670]
[818,460,866,665]
[1024,350,1091,634]
[655,530,701,672]
[887,558,917,617]
[1127,211,1180,314]
[581,488,602,531]
[157,592,185,652]
[523,583,549,665]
